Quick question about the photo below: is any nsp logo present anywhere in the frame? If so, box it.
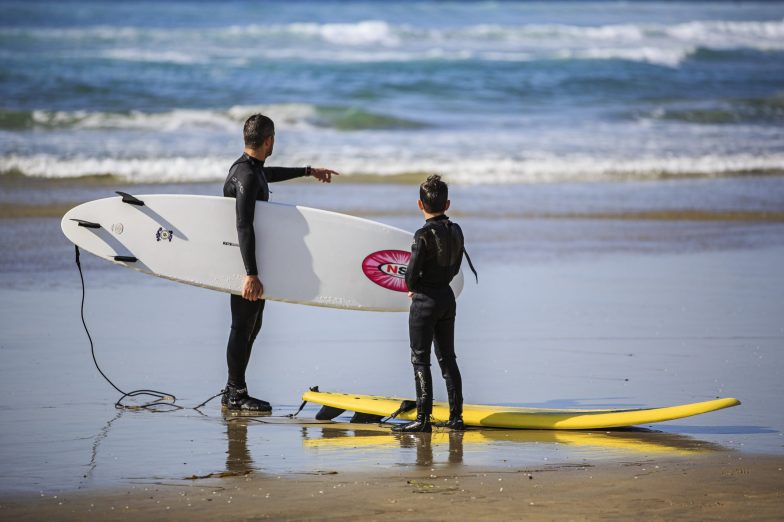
[378,263,407,278]
[362,250,410,292]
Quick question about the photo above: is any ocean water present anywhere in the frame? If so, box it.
[1,0,783,183]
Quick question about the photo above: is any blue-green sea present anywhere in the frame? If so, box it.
[1,0,783,183]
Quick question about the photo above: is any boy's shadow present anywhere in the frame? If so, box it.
[395,431,464,466]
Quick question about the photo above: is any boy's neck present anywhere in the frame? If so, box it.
[424,211,446,221]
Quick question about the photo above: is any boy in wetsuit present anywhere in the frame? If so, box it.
[392,175,467,432]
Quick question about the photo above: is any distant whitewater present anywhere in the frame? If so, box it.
[1,1,782,184]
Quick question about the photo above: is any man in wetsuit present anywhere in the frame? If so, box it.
[222,113,338,412]
[393,175,467,432]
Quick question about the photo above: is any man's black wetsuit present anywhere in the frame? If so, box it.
[404,214,465,424]
[223,153,307,391]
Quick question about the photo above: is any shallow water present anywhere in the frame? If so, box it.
[1,189,782,491]
[2,176,784,283]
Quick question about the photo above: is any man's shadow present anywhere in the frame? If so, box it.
[224,416,257,475]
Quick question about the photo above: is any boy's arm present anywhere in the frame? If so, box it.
[453,224,465,277]
[405,230,427,293]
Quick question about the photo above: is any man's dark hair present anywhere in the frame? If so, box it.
[419,174,448,213]
[244,114,275,149]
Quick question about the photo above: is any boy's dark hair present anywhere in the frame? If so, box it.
[244,114,275,149]
[419,174,448,213]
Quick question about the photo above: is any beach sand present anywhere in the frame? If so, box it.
[2,451,782,521]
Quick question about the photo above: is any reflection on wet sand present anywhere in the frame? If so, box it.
[225,417,255,476]
[301,422,729,458]
[76,414,731,488]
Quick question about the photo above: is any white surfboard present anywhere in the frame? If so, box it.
[61,193,464,311]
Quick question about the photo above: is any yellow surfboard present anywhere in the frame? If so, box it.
[301,390,740,430]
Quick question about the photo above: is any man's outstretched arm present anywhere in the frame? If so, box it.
[265,166,339,183]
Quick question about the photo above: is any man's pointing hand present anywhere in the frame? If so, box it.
[310,167,339,183]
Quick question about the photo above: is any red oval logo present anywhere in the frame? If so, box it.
[378,263,407,278]
[362,250,411,292]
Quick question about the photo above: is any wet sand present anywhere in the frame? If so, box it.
[2,451,782,521]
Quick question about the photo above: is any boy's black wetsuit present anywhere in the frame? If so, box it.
[403,214,465,429]
[222,153,306,408]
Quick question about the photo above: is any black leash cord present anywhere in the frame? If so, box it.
[75,245,222,412]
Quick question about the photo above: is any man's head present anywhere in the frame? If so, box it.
[244,114,275,158]
[418,174,450,215]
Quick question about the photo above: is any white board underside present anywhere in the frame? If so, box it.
[61,194,464,311]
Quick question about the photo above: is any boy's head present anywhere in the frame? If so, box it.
[418,174,450,215]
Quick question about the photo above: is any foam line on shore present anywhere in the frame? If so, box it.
[3,156,784,185]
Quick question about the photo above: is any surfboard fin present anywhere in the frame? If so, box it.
[116,191,145,206]
[71,219,101,229]
[315,405,346,421]
[350,412,384,424]
[389,400,418,419]
[113,255,138,263]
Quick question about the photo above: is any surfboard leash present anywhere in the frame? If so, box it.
[75,245,224,412]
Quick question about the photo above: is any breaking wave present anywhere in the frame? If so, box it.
[635,93,784,125]
[3,152,782,185]
[3,19,783,67]
[0,104,427,132]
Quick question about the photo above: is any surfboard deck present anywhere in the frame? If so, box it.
[301,390,740,430]
[61,194,464,311]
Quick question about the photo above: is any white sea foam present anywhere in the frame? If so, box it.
[557,47,690,68]
[5,19,783,66]
[331,153,784,184]
[287,20,401,46]
[0,154,230,183]
[9,19,783,45]
[26,104,322,131]
[100,49,209,65]
[441,154,784,184]
[4,152,782,185]
[667,19,784,48]
[0,25,145,40]
[19,104,428,132]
